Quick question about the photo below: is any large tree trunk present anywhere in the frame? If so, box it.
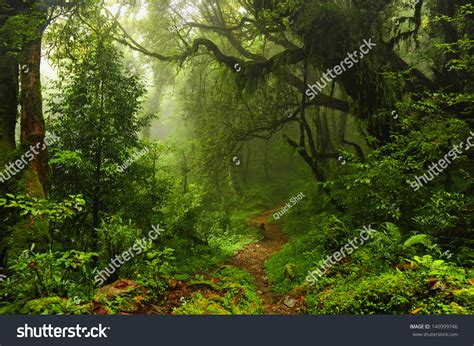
[20,34,49,196]
[0,1,21,180]
[182,151,189,193]
[0,56,18,155]
[1,4,50,264]
[0,52,19,268]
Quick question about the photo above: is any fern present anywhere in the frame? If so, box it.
[403,234,433,249]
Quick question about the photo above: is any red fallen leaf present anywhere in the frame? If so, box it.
[427,277,439,288]
[92,301,110,315]
[210,277,219,283]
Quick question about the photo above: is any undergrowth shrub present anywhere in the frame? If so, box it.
[0,246,97,313]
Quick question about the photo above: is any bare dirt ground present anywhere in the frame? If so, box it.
[229,210,305,314]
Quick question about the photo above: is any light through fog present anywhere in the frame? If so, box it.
[41,0,205,142]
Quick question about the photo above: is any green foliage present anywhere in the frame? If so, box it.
[403,234,434,250]
[47,17,151,233]
[1,0,472,318]
[283,263,298,280]
[0,194,84,257]
[0,194,84,222]
[164,210,257,277]
[361,222,403,264]
[0,3,48,58]
[413,191,467,234]
[96,216,143,267]
[321,216,352,253]
[266,226,324,294]
[306,256,472,314]
[173,266,263,315]
[134,248,176,299]
[0,246,97,313]
[432,4,474,78]
[93,280,149,314]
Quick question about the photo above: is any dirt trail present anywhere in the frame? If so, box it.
[95,209,305,315]
[229,210,304,314]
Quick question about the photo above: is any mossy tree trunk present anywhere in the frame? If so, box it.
[20,32,49,196]
[0,4,50,264]
[0,51,19,267]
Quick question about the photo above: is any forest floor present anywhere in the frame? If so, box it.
[228,210,305,314]
[94,210,306,315]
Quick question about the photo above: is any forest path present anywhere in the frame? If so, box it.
[228,210,303,314]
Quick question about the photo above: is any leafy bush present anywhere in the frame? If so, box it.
[0,194,84,258]
[96,216,143,270]
[413,191,467,234]
[0,246,97,313]
[133,247,176,299]
[196,211,231,244]
[363,222,403,264]
[321,216,353,253]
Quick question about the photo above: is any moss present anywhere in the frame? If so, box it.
[93,280,148,314]
[20,296,92,315]
[284,263,298,279]
[16,167,45,198]
[448,302,469,314]
[306,271,423,314]
[173,293,231,315]
[305,268,473,315]
[173,266,263,315]
[266,232,322,294]
[453,288,474,310]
